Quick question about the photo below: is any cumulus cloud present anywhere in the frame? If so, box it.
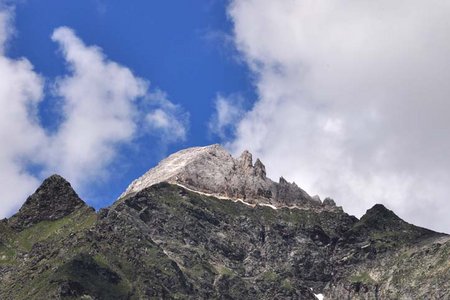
[46,27,147,185]
[227,0,450,232]
[0,13,187,217]
[209,94,245,139]
[0,8,47,217]
[46,27,188,188]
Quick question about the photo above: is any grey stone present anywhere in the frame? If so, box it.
[120,144,328,210]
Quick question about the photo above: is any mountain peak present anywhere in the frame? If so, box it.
[355,203,439,239]
[254,158,266,178]
[238,150,253,169]
[120,144,331,209]
[360,204,402,226]
[8,174,87,231]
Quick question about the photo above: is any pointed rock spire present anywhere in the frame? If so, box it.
[279,176,288,184]
[238,150,253,170]
[322,197,336,206]
[254,158,266,178]
[8,174,87,231]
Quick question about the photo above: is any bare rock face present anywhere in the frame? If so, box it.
[8,174,87,231]
[120,144,329,209]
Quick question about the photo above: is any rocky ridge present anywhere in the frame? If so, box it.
[121,144,334,210]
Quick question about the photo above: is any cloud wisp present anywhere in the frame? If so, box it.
[144,89,188,144]
[209,94,245,139]
[0,12,187,217]
[226,0,450,232]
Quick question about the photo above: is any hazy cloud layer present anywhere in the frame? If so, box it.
[0,12,187,218]
[227,0,450,232]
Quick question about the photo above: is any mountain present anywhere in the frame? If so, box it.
[120,144,330,209]
[8,175,88,231]
[0,145,449,299]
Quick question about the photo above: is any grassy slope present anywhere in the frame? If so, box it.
[1,183,448,299]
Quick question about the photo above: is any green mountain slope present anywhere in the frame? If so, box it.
[0,178,448,299]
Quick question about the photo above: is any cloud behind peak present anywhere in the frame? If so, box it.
[226,0,450,232]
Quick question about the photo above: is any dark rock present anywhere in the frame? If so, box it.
[309,225,331,246]
[0,148,449,299]
[98,208,109,219]
[323,197,336,206]
[360,204,401,225]
[8,174,87,231]
[59,280,85,297]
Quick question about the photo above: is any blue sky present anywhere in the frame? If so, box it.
[2,0,450,232]
[3,0,254,208]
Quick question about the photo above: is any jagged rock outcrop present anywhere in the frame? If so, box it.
[8,174,88,231]
[121,144,332,210]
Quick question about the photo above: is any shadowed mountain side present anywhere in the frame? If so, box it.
[8,175,90,231]
[0,153,448,299]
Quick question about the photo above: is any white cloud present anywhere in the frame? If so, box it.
[45,26,188,188]
[46,27,147,186]
[227,0,450,232]
[209,94,245,139]
[0,13,188,218]
[0,8,47,217]
[144,90,188,143]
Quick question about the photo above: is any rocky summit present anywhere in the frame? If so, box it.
[121,144,331,210]
[0,145,449,299]
[7,175,88,231]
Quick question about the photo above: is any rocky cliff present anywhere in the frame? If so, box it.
[121,144,332,210]
[0,145,449,299]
